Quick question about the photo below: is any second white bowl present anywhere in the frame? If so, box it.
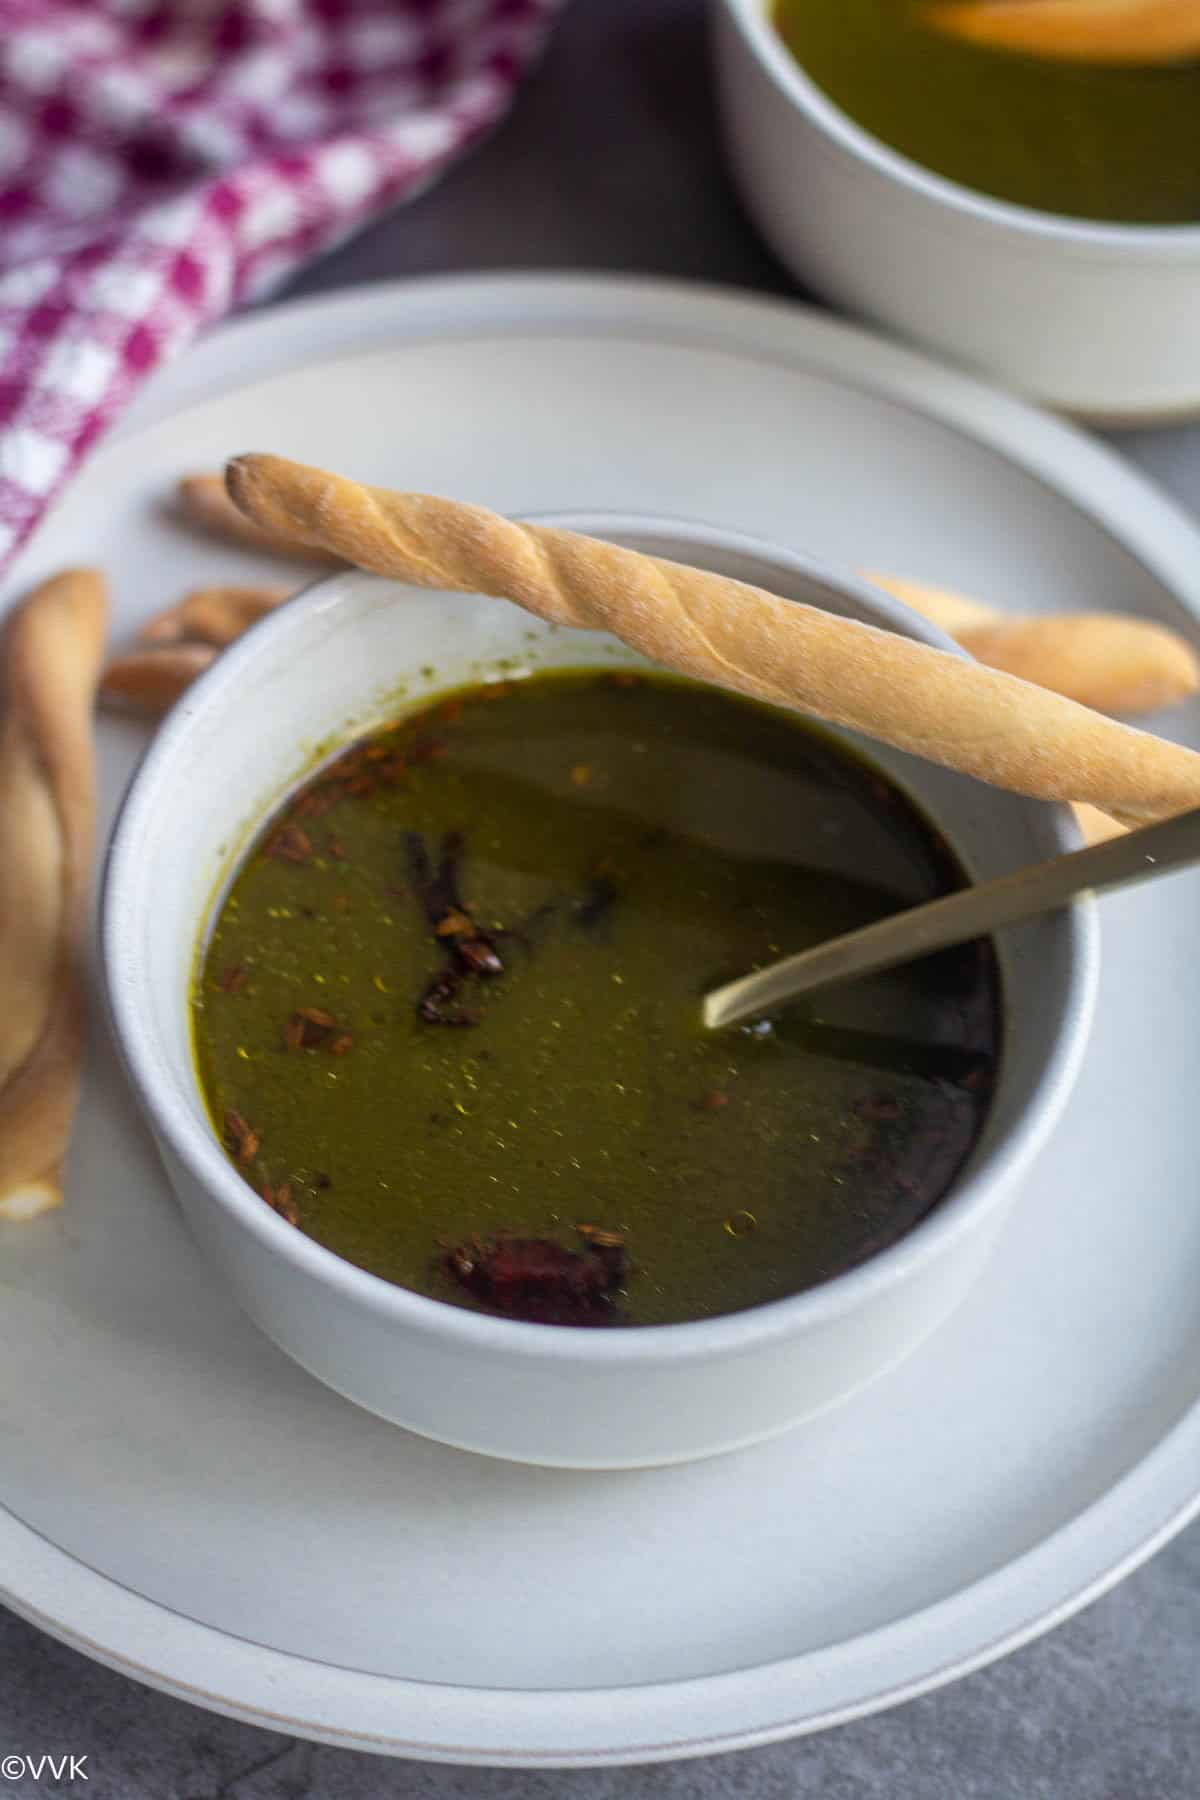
[713,0,1200,423]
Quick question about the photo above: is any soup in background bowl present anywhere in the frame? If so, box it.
[101,516,1096,1466]
[772,0,1200,225]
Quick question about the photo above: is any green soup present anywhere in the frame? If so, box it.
[193,671,1000,1327]
[773,0,1200,224]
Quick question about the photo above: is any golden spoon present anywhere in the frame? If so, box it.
[702,803,1200,1030]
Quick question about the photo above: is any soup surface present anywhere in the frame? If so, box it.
[773,0,1200,224]
[194,671,1000,1326]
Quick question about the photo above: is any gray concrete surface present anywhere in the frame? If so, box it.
[4,0,1200,1792]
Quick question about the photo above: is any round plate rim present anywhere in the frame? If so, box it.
[5,271,1200,1765]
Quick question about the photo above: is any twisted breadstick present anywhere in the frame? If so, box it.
[225,454,1200,829]
[866,572,1200,716]
[177,474,343,566]
[0,570,107,1219]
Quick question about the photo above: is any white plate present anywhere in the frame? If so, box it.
[5,275,1200,1767]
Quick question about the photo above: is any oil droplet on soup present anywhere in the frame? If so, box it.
[192,671,1000,1327]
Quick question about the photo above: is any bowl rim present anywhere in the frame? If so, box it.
[717,0,1200,253]
[100,512,1099,1370]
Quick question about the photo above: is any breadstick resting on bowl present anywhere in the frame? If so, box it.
[224,454,1200,831]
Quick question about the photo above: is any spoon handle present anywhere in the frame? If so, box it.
[702,804,1200,1031]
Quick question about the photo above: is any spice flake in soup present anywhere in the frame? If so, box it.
[193,671,1000,1327]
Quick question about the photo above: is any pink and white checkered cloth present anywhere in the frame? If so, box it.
[0,0,560,575]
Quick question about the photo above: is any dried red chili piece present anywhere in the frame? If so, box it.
[290,786,339,822]
[267,824,313,863]
[224,1109,259,1162]
[263,1181,299,1226]
[218,964,248,994]
[443,1232,627,1325]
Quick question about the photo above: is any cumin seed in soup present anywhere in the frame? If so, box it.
[193,671,1000,1327]
[772,0,1200,224]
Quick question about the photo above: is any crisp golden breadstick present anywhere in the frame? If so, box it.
[139,584,292,648]
[225,454,1200,829]
[132,560,1125,847]
[101,644,218,715]
[923,0,1200,65]
[0,570,107,1220]
[955,615,1199,716]
[866,573,1200,715]
[177,474,344,566]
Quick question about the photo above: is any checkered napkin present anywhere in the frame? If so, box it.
[0,0,560,576]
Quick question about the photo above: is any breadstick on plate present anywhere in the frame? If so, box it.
[177,474,344,567]
[955,615,1199,716]
[864,572,998,637]
[140,583,291,648]
[0,570,107,1220]
[101,642,219,716]
[866,572,1200,715]
[225,454,1200,829]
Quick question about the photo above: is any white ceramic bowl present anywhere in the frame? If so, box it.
[102,517,1097,1468]
[712,0,1200,423]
